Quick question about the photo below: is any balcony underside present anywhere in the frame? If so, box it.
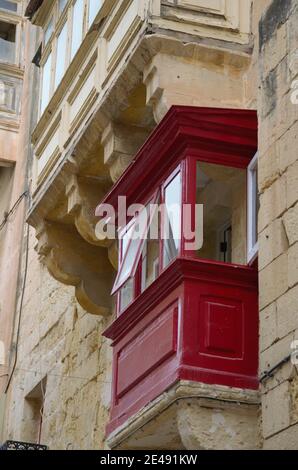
[107,380,260,450]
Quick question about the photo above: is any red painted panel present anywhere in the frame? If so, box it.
[181,274,258,389]
[116,303,178,398]
[106,287,183,435]
[199,296,243,359]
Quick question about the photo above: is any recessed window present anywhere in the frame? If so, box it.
[55,22,68,88]
[23,379,46,445]
[0,21,16,64]
[88,0,102,26]
[0,0,17,12]
[247,152,259,264]
[71,0,84,59]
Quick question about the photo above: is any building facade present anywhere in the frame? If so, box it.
[0,0,297,449]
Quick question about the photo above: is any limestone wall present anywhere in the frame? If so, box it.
[3,0,298,451]
[5,228,112,449]
[258,0,298,449]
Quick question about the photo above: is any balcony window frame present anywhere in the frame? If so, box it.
[58,0,68,16]
[54,18,68,89]
[114,164,183,315]
[0,1,22,68]
[44,15,54,47]
[38,0,105,118]
[87,0,102,28]
[247,151,259,265]
[113,189,160,297]
[160,165,183,270]
[39,48,53,115]
[0,0,18,14]
[113,150,258,314]
[96,107,258,315]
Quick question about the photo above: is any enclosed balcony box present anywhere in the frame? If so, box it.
[98,106,259,436]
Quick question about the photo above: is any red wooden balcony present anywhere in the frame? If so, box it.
[97,106,259,436]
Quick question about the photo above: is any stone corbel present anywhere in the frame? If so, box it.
[143,51,250,123]
[101,122,149,182]
[36,221,115,316]
[66,174,112,247]
[143,53,196,123]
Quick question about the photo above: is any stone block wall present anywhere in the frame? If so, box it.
[258,0,298,449]
[5,228,112,449]
[3,0,298,450]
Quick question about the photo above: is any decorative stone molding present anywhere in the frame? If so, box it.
[160,0,251,43]
[36,222,114,316]
[107,381,260,450]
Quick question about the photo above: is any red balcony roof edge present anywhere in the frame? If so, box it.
[96,106,258,215]
[103,257,258,342]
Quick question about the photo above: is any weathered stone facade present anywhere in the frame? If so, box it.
[0,0,297,450]
[258,0,298,449]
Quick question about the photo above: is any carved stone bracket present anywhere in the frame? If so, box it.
[36,221,115,316]
[143,49,251,123]
[101,122,149,182]
[66,174,111,247]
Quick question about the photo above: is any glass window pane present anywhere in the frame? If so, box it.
[163,172,181,268]
[117,234,140,288]
[88,0,102,26]
[141,203,160,292]
[119,279,134,312]
[112,211,147,294]
[0,21,16,64]
[247,154,259,263]
[44,17,53,45]
[195,162,246,265]
[71,0,84,59]
[0,0,18,12]
[113,196,159,296]
[59,0,67,14]
[251,167,259,247]
[40,52,52,114]
[55,22,67,88]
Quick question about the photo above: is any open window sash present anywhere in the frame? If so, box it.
[111,191,159,296]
